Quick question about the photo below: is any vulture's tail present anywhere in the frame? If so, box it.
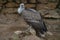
[27,21,48,34]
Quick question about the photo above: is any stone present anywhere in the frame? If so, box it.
[39,9,60,18]
[36,4,47,10]
[48,0,58,3]
[21,0,27,3]
[37,0,48,3]
[1,8,17,14]
[29,0,36,3]
[25,4,35,9]
[47,3,57,9]
[8,0,14,2]
[0,0,7,4]
[22,35,42,40]
[0,7,2,11]
[56,9,60,15]
[38,9,49,16]
[5,2,18,8]
[0,4,3,7]
[15,0,21,3]
[44,10,60,18]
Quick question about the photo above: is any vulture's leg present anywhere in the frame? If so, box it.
[42,22,48,32]
[26,22,45,37]
[38,21,48,33]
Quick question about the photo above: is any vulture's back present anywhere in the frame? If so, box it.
[22,9,42,22]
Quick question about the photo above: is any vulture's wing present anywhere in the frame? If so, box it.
[21,8,48,35]
[26,9,47,32]
[22,9,42,22]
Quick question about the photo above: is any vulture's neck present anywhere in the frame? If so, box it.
[18,6,25,14]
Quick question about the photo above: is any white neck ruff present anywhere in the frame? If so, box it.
[18,5,25,14]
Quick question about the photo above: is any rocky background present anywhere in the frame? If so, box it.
[0,0,60,40]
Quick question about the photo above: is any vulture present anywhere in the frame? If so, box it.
[17,3,48,37]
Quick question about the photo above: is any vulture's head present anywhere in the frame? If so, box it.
[18,3,25,14]
[20,3,25,8]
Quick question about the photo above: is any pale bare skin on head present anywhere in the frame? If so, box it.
[20,3,25,8]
